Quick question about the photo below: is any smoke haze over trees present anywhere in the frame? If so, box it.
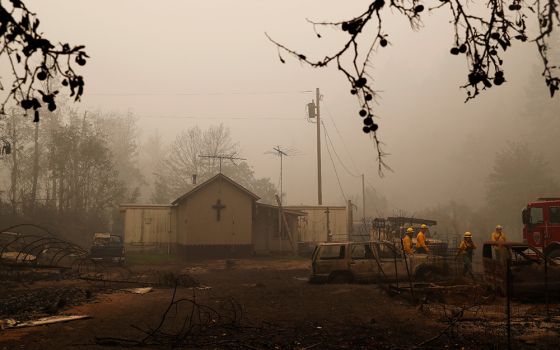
[0,1,558,245]
[0,107,137,243]
[0,112,279,242]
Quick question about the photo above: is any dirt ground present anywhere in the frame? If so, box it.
[0,257,558,349]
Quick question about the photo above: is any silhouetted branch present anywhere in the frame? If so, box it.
[0,1,88,122]
[267,0,560,171]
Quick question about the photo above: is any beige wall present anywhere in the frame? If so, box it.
[122,206,175,245]
[286,206,348,243]
[176,178,253,246]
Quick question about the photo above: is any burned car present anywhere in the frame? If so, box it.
[310,241,450,283]
[482,241,560,297]
[90,233,125,265]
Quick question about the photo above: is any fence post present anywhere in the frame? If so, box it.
[506,258,511,350]
[399,237,415,302]
[393,249,399,289]
[545,254,550,320]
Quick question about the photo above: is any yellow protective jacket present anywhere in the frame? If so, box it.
[416,232,429,251]
[402,235,413,255]
[459,240,477,252]
[491,231,506,242]
[459,240,477,258]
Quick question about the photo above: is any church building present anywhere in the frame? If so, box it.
[120,173,305,258]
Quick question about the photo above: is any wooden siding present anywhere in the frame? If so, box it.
[122,207,175,245]
[176,177,253,246]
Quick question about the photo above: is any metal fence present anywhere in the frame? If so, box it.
[417,257,560,349]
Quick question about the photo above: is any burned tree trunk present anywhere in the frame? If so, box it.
[10,114,18,216]
[30,121,40,212]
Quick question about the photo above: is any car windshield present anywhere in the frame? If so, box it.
[93,236,110,245]
[350,244,375,259]
[319,245,345,260]
[376,242,399,259]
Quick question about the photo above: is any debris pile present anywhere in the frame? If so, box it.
[96,286,242,348]
[156,271,199,288]
[2,315,90,330]
[95,284,398,349]
[0,286,96,321]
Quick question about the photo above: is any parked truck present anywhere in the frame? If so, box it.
[522,198,560,259]
[90,233,125,265]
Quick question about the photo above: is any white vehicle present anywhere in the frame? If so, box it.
[310,241,449,283]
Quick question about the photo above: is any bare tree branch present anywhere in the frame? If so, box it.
[0,1,88,122]
[267,0,560,173]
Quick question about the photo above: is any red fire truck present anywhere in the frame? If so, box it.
[522,198,560,258]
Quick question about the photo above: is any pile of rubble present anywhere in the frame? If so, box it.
[0,286,96,321]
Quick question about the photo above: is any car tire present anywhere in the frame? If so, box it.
[329,272,353,284]
[308,276,324,284]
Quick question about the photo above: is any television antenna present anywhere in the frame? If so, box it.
[198,153,246,174]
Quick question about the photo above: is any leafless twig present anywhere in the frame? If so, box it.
[267,0,560,171]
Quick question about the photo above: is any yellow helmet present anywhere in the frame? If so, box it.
[495,225,503,230]
[406,227,414,234]
[464,231,472,238]
[421,224,428,229]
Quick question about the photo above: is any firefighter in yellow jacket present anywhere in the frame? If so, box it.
[402,227,414,255]
[415,224,430,254]
[458,231,477,278]
[491,225,506,242]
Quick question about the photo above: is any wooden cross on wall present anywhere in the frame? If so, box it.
[212,199,226,222]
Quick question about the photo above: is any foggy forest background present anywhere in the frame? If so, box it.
[0,56,558,246]
[0,0,558,247]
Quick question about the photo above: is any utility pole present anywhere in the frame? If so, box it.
[272,146,288,205]
[306,88,322,205]
[316,88,322,205]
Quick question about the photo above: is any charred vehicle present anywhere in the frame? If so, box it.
[310,241,450,283]
[482,241,560,297]
[90,233,125,265]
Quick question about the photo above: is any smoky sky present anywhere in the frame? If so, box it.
[9,0,555,212]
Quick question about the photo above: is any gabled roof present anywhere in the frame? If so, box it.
[172,173,260,205]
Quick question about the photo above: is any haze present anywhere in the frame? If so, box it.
[7,0,560,235]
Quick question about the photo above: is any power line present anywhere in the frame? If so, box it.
[321,99,360,173]
[135,115,304,121]
[322,120,361,178]
[87,90,313,96]
[321,121,347,202]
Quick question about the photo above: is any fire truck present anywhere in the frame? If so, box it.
[522,198,560,258]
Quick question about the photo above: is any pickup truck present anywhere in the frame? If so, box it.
[90,233,125,265]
